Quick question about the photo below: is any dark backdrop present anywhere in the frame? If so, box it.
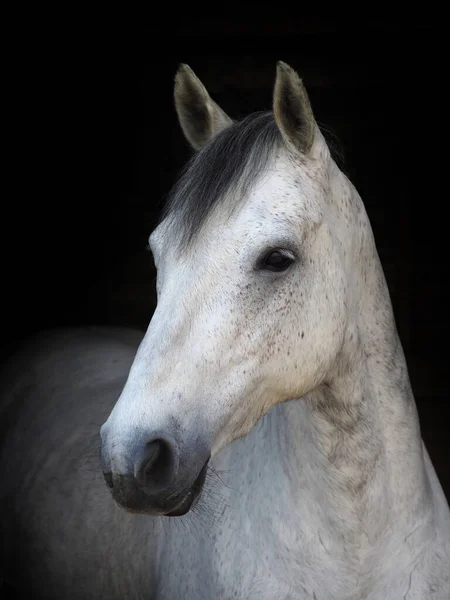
[3,16,448,495]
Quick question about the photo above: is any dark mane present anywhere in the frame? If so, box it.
[161,111,282,246]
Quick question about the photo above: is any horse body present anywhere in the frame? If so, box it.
[0,328,155,598]
[1,62,449,598]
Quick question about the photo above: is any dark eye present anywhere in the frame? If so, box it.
[259,249,295,272]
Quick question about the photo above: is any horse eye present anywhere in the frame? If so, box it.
[259,249,295,272]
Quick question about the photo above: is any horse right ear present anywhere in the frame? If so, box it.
[174,64,233,151]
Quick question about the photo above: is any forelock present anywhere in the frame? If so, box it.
[160,111,283,247]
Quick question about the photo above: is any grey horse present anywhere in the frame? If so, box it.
[1,62,449,599]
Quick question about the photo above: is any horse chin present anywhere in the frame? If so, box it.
[164,460,209,517]
[165,490,198,516]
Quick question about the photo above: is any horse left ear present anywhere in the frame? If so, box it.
[174,64,233,151]
[273,61,316,155]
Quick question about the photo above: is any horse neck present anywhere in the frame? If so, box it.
[245,176,431,553]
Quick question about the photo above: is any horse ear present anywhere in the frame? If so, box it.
[273,61,316,155]
[174,64,233,151]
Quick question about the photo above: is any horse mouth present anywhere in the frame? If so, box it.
[115,458,210,517]
[164,460,209,516]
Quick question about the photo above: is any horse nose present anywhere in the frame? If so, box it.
[133,436,179,492]
[100,430,210,515]
[101,433,180,496]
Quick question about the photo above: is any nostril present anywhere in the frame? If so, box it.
[134,437,178,491]
[103,471,114,490]
[143,440,161,474]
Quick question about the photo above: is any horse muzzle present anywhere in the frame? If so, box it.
[100,429,210,516]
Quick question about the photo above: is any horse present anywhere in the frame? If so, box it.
[1,61,449,599]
